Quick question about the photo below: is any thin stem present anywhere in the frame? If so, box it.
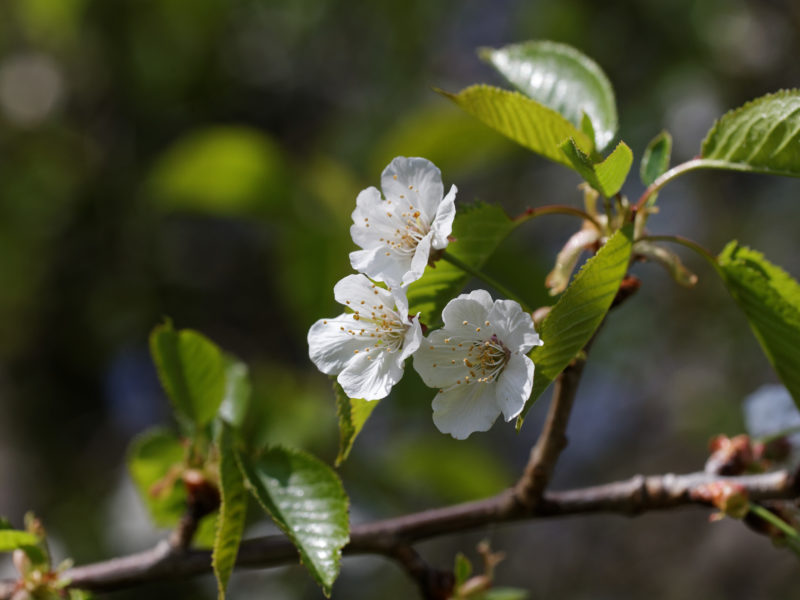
[748,502,800,540]
[440,251,532,313]
[639,234,719,270]
[514,204,603,231]
[634,159,708,210]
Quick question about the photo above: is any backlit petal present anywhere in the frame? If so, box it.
[381,157,443,223]
[307,315,374,375]
[495,353,534,421]
[432,383,500,440]
[430,184,457,249]
[338,350,404,400]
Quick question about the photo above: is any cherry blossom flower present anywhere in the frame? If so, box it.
[350,157,457,288]
[413,290,542,439]
[307,274,422,400]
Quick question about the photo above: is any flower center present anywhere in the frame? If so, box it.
[465,334,511,384]
[387,205,429,255]
[345,299,409,357]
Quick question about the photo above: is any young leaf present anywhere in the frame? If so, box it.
[407,203,517,325]
[212,424,248,600]
[150,323,228,430]
[560,139,633,197]
[640,130,672,186]
[454,552,473,587]
[717,242,800,407]
[519,226,633,424]
[128,428,186,527]
[333,381,378,466]
[438,85,593,167]
[480,41,618,151]
[701,90,800,177]
[0,529,38,552]
[237,446,349,596]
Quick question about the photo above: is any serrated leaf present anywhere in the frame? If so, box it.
[218,358,252,430]
[439,85,593,167]
[519,226,633,424]
[333,381,378,466]
[150,323,228,430]
[480,40,618,151]
[0,529,38,552]
[212,424,248,599]
[640,130,672,186]
[560,139,633,197]
[718,242,800,407]
[128,428,186,527]
[701,90,800,177]
[407,203,518,326]
[237,446,349,596]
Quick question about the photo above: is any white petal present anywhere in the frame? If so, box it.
[307,315,373,375]
[413,330,472,388]
[338,350,404,400]
[349,246,411,288]
[350,187,391,249]
[430,184,457,249]
[333,273,396,311]
[441,290,493,336]
[432,383,500,439]
[381,157,443,223]
[401,232,432,286]
[487,299,542,353]
[399,317,423,362]
[495,353,534,421]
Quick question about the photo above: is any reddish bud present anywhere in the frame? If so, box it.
[692,481,749,519]
[705,434,754,475]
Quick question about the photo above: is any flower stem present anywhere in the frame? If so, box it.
[748,502,800,542]
[639,234,719,270]
[441,251,533,313]
[514,204,603,231]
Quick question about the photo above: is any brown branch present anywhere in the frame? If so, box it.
[4,469,787,597]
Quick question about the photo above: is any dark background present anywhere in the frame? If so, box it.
[1,0,799,598]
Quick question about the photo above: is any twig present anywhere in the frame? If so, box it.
[389,545,454,600]
[4,469,789,597]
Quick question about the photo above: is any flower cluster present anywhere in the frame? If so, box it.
[307,157,542,438]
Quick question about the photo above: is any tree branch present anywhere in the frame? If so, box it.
[5,469,789,597]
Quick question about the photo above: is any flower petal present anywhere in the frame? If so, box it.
[399,317,423,362]
[338,349,404,400]
[495,353,534,421]
[307,314,374,375]
[381,157,443,223]
[333,273,397,311]
[402,232,432,286]
[350,187,394,249]
[487,299,542,353]
[413,330,472,388]
[441,290,493,336]
[432,383,500,439]
[349,246,411,288]
[430,184,457,250]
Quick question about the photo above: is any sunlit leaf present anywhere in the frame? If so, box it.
[0,529,38,552]
[560,139,633,197]
[127,428,186,527]
[407,203,518,326]
[519,227,633,424]
[212,424,248,600]
[238,446,349,596]
[640,130,672,186]
[480,40,618,150]
[218,358,252,430]
[718,242,800,408]
[439,85,593,167]
[150,323,227,430]
[701,90,800,177]
[454,553,473,587]
[333,381,378,466]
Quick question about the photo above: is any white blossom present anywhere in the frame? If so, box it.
[307,274,422,400]
[350,156,457,288]
[413,290,542,439]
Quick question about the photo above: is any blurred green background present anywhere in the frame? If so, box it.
[1,0,800,598]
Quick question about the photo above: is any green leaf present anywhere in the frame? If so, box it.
[407,203,517,326]
[640,130,672,186]
[69,591,94,600]
[438,84,593,168]
[560,139,633,197]
[717,242,800,407]
[483,589,529,600]
[212,424,248,599]
[218,358,252,430]
[0,529,38,552]
[128,427,186,527]
[701,90,800,177]
[333,381,378,466]
[237,447,349,596]
[519,226,633,424]
[479,40,618,151]
[454,552,473,587]
[150,322,228,430]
